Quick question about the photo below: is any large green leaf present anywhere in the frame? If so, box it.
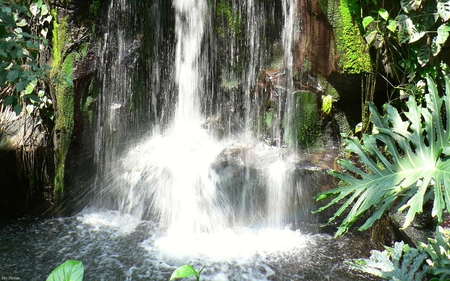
[46,260,84,281]
[170,265,202,281]
[396,14,426,43]
[315,75,450,237]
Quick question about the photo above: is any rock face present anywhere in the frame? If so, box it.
[0,110,54,220]
[296,0,336,77]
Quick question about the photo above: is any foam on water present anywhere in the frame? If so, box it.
[77,209,142,236]
[151,227,308,262]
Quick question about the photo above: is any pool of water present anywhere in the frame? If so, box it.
[0,209,380,281]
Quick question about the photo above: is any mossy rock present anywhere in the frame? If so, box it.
[285,91,323,150]
[321,0,372,74]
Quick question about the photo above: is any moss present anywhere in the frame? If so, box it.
[215,0,241,37]
[51,11,75,198]
[265,109,274,128]
[285,91,323,150]
[324,0,372,74]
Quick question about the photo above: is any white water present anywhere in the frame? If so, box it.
[282,0,298,149]
[95,0,307,250]
[266,160,293,228]
[173,0,207,127]
[110,0,302,237]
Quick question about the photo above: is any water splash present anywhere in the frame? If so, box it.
[119,125,228,235]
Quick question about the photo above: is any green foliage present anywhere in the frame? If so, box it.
[351,241,428,280]
[315,75,450,237]
[362,0,450,84]
[51,11,75,196]
[321,94,333,115]
[89,0,100,16]
[46,260,84,281]
[420,226,450,279]
[170,265,204,281]
[214,0,241,38]
[0,0,52,117]
[352,227,450,280]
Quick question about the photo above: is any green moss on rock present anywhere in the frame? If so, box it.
[51,11,75,198]
[286,91,323,150]
[323,0,371,74]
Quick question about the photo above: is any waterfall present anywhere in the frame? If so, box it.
[266,160,296,228]
[89,0,310,236]
[282,0,298,150]
[173,0,206,127]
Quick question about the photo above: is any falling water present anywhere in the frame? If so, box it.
[266,160,292,228]
[282,0,298,149]
[97,0,302,234]
[173,0,206,127]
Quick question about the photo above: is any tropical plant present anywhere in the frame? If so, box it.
[0,0,53,117]
[46,260,84,281]
[351,241,428,281]
[351,226,450,280]
[421,226,450,279]
[170,265,204,281]
[361,0,450,94]
[315,74,450,237]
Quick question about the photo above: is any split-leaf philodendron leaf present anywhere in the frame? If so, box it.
[315,75,450,237]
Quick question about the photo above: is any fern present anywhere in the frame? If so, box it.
[315,75,450,237]
[351,241,428,281]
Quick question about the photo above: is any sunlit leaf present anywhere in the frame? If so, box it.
[351,241,428,280]
[438,0,450,22]
[362,16,374,29]
[16,18,27,27]
[387,20,397,32]
[436,23,450,44]
[431,37,442,56]
[46,260,84,281]
[41,4,49,16]
[26,104,34,114]
[170,265,199,280]
[365,30,378,45]
[378,8,389,21]
[30,3,38,17]
[408,25,426,43]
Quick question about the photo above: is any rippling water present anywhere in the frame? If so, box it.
[0,209,380,281]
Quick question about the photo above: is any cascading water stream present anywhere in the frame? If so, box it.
[281,0,298,150]
[114,0,299,235]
